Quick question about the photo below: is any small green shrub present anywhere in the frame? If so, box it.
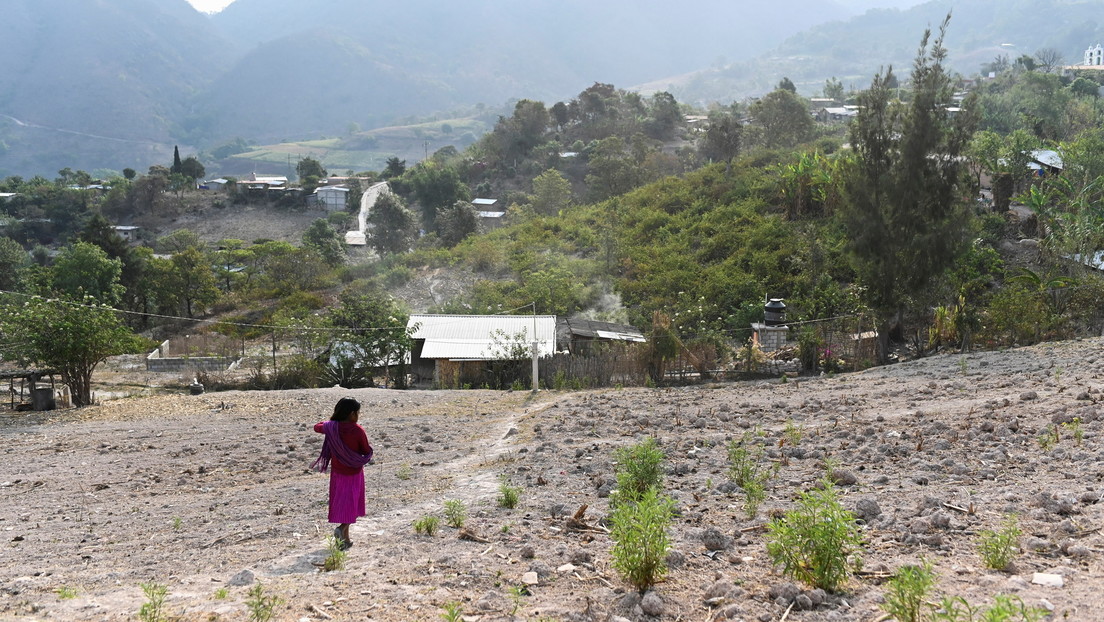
[978,515,1020,571]
[727,428,776,517]
[766,480,863,592]
[413,515,440,535]
[441,601,464,622]
[323,536,347,571]
[444,499,467,528]
[497,475,522,509]
[613,437,664,505]
[610,487,674,592]
[55,586,78,600]
[213,587,229,599]
[245,583,281,622]
[783,419,803,446]
[929,594,1047,621]
[727,428,769,487]
[137,582,168,622]
[882,561,937,622]
[396,463,413,480]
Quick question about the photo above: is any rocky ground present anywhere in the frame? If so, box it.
[2,337,1104,621]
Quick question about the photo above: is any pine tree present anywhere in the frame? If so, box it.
[841,14,977,361]
[171,145,182,175]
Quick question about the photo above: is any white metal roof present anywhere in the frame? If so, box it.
[472,198,498,206]
[595,329,647,343]
[409,314,557,360]
[1031,150,1064,170]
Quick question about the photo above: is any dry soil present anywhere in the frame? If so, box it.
[3,338,1104,621]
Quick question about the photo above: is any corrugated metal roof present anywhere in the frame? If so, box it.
[409,314,556,360]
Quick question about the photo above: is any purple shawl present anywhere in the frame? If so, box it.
[311,420,373,473]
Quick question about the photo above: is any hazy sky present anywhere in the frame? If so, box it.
[187,0,234,13]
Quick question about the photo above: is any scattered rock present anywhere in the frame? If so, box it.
[227,569,254,586]
[700,527,731,552]
[1032,573,1064,588]
[640,591,664,616]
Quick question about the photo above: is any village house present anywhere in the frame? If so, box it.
[313,185,349,211]
[556,317,646,355]
[407,314,556,388]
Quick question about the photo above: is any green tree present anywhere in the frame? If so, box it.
[408,162,469,231]
[296,157,326,181]
[530,169,571,216]
[823,77,845,101]
[157,229,204,254]
[52,242,125,306]
[778,77,797,93]
[749,89,814,150]
[169,247,220,318]
[436,200,479,247]
[366,192,417,255]
[383,157,406,179]
[698,108,742,165]
[841,15,976,362]
[585,136,647,202]
[302,218,346,267]
[966,129,1039,210]
[329,290,414,388]
[0,237,28,291]
[171,145,182,175]
[178,156,205,181]
[0,295,143,406]
[644,91,682,140]
[297,157,327,193]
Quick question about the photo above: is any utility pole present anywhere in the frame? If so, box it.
[531,302,539,392]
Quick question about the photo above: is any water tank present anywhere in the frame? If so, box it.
[764,299,787,326]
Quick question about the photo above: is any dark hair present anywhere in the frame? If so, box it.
[331,397,361,422]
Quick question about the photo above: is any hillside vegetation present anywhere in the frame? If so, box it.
[2,22,1104,396]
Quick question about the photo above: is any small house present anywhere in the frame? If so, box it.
[557,318,646,354]
[314,185,350,211]
[113,225,140,243]
[407,314,556,388]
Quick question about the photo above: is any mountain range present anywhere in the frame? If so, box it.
[1,0,1100,178]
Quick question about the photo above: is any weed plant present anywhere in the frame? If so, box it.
[413,515,440,535]
[245,583,281,622]
[444,499,467,528]
[137,582,168,622]
[978,515,1020,571]
[497,475,522,509]
[610,487,674,592]
[396,463,413,480]
[440,601,464,622]
[783,419,803,446]
[766,479,863,592]
[882,561,937,622]
[213,587,229,599]
[929,594,1047,621]
[727,428,777,517]
[507,585,527,615]
[55,586,77,600]
[613,437,664,505]
[323,536,347,571]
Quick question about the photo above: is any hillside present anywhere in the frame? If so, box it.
[670,0,1104,101]
[0,0,235,176]
[3,338,1102,620]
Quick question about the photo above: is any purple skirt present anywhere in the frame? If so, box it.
[328,470,366,524]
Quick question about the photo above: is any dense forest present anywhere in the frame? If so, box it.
[3,20,1104,403]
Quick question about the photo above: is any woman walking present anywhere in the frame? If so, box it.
[312,397,373,550]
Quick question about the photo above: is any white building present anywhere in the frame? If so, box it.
[1086,44,1104,66]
